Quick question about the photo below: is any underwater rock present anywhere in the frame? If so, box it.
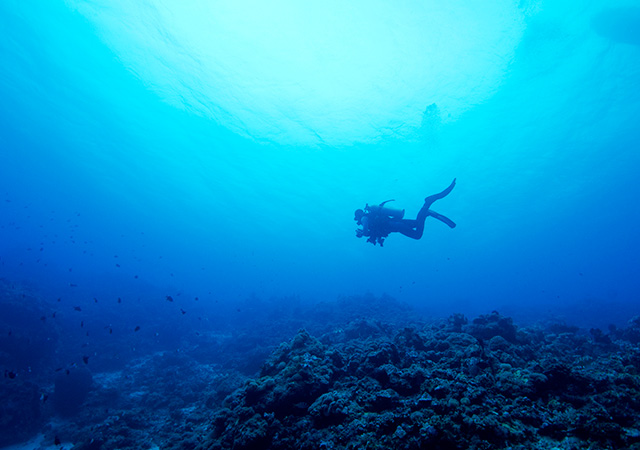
[446,313,468,332]
[229,329,335,422]
[0,378,42,447]
[309,390,356,426]
[54,367,93,416]
[195,312,640,450]
[464,311,518,343]
[9,289,639,450]
[0,282,59,373]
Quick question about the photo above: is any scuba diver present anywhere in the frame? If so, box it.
[354,179,457,246]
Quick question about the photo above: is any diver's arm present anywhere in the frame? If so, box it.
[360,216,371,235]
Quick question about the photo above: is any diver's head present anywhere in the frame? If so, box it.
[354,209,365,222]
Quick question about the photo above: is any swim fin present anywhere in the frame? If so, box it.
[428,210,456,228]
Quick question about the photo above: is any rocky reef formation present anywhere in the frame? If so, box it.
[2,285,640,450]
[198,312,640,450]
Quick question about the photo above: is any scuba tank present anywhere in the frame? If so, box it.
[365,199,405,219]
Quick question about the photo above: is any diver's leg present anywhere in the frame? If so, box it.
[428,210,457,228]
[424,178,456,210]
[400,224,424,239]
[401,220,424,239]
[387,220,423,240]
[402,196,439,240]
[393,212,456,239]
[409,180,455,239]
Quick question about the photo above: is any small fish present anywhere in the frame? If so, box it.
[134,326,140,332]
[109,328,113,334]
[55,367,63,372]
[54,436,61,445]
[166,296,173,302]
[81,321,84,328]
[57,298,61,302]
[52,312,57,318]
[134,275,139,279]
[73,306,82,312]
[5,370,16,379]
[69,283,78,287]
[40,316,47,322]
[117,297,122,304]
[180,309,187,315]
[82,356,89,364]
[93,297,98,303]
[115,264,120,268]
[41,393,49,403]
[194,297,199,301]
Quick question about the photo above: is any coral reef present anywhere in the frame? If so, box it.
[2,286,640,450]
[198,311,640,450]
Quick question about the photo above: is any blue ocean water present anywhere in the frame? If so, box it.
[3,1,640,448]
[2,1,640,340]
